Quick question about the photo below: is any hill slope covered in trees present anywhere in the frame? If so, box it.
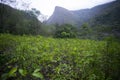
[0,3,42,35]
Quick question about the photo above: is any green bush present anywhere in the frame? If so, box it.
[54,24,77,38]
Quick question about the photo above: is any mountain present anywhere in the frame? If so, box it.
[0,3,42,35]
[87,1,120,26]
[47,1,120,27]
[47,6,80,26]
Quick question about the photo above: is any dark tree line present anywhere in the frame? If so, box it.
[0,3,43,35]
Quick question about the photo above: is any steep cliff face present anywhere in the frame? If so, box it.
[47,6,79,26]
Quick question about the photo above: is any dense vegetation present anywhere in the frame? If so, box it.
[0,3,43,35]
[54,24,78,38]
[0,1,120,80]
[0,34,120,80]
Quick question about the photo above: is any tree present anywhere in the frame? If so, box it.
[0,3,42,35]
[0,0,16,33]
[54,24,78,38]
[31,8,40,17]
[25,8,41,18]
[0,0,16,4]
[79,23,92,39]
[0,0,30,33]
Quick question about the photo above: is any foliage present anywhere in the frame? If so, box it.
[54,24,78,38]
[0,3,42,35]
[40,24,56,37]
[0,0,16,4]
[0,34,120,80]
[32,69,43,79]
[26,8,41,18]
[78,23,93,39]
[1,67,17,80]
[18,69,27,76]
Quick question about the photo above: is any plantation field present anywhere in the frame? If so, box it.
[0,34,120,80]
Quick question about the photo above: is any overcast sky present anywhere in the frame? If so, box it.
[28,0,115,17]
[3,0,115,18]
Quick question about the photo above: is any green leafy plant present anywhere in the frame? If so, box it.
[32,69,44,79]
[18,69,27,76]
[1,67,17,80]
[0,34,120,80]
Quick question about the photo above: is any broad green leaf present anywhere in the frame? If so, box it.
[19,69,27,76]
[8,67,17,77]
[32,72,43,79]
[34,69,40,73]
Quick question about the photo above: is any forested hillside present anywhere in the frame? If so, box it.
[0,3,42,35]
[88,0,120,39]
